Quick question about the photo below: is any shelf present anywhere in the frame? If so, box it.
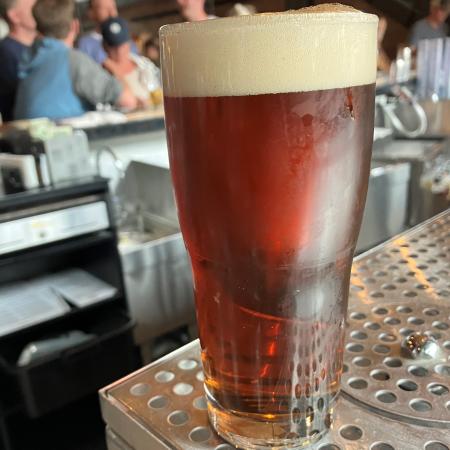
[0,230,116,268]
[0,293,124,345]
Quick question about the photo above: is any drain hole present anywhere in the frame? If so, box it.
[353,357,371,367]
[433,321,449,330]
[443,341,450,350]
[189,426,212,443]
[365,322,381,330]
[375,270,388,277]
[435,365,450,377]
[373,307,388,315]
[373,344,391,354]
[384,357,402,368]
[173,383,194,396]
[376,390,397,403]
[178,359,198,370]
[348,378,368,390]
[215,445,235,450]
[346,343,364,352]
[423,308,439,316]
[424,442,449,450]
[408,317,424,325]
[193,396,208,410]
[396,305,412,313]
[428,383,449,396]
[397,379,418,391]
[339,425,363,441]
[410,398,432,412]
[382,284,396,290]
[408,366,429,377]
[167,410,189,426]
[379,333,397,342]
[155,371,175,383]
[129,383,150,397]
[371,444,395,450]
[351,330,368,340]
[403,290,418,297]
[394,277,408,284]
[364,277,376,284]
[425,331,442,340]
[400,328,416,337]
[371,370,390,381]
[148,395,169,409]
[319,445,341,450]
[350,312,366,320]
[384,317,401,325]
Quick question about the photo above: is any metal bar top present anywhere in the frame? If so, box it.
[100,211,450,450]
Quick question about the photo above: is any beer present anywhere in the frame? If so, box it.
[161,5,377,448]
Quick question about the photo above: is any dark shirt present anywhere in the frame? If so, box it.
[0,36,28,122]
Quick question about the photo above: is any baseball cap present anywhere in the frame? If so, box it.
[101,17,130,47]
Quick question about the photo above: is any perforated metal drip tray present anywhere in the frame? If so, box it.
[100,211,450,450]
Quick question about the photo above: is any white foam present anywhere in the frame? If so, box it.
[160,4,378,97]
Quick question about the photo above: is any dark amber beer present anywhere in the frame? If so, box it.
[161,5,378,448]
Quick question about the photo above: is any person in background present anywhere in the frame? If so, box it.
[409,0,449,47]
[143,35,159,67]
[77,0,116,64]
[0,0,36,122]
[14,0,137,120]
[77,0,138,64]
[177,0,212,22]
[377,16,391,74]
[101,17,161,106]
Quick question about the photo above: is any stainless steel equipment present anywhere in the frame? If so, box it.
[100,211,450,449]
[373,138,450,227]
[117,161,195,356]
[375,96,450,139]
[357,161,410,253]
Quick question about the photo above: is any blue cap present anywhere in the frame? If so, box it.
[101,17,130,47]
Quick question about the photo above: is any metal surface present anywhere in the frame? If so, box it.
[356,162,410,253]
[118,161,195,346]
[373,138,450,227]
[375,98,450,138]
[101,211,450,449]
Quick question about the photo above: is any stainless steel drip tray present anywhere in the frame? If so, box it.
[100,211,450,450]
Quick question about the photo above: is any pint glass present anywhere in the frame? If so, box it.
[161,5,377,448]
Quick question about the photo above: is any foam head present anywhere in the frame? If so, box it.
[160,4,378,97]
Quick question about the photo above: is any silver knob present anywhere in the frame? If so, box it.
[402,332,440,359]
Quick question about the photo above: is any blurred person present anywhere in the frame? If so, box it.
[77,0,116,63]
[409,0,449,47]
[14,0,137,120]
[177,0,212,22]
[0,0,36,122]
[377,16,391,73]
[143,35,159,67]
[78,0,137,64]
[228,3,256,16]
[101,17,160,106]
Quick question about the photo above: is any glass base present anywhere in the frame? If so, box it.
[206,390,334,450]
